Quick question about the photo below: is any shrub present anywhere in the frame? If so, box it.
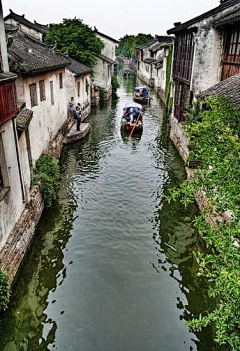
[0,267,10,311]
[167,97,240,350]
[111,75,120,93]
[31,155,60,207]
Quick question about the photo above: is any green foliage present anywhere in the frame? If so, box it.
[0,267,10,311]
[111,75,120,92]
[117,33,154,59]
[184,99,202,127]
[167,97,240,350]
[165,43,173,115]
[32,155,60,208]
[45,18,104,68]
[99,87,105,99]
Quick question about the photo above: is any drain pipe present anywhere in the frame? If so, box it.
[12,118,25,202]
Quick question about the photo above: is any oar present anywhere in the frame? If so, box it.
[129,112,141,138]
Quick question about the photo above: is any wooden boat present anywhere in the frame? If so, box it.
[133,87,151,104]
[121,103,143,132]
[123,68,131,78]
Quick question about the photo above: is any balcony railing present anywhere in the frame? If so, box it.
[0,80,18,125]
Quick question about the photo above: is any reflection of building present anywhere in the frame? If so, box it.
[167,0,240,123]
[94,29,118,100]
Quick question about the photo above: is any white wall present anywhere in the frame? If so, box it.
[5,18,43,41]
[65,69,91,111]
[0,119,25,249]
[94,58,111,91]
[96,34,116,61]
[19,68,67,164]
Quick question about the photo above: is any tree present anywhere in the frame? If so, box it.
[45,18,104,68]
[117,33,154,59]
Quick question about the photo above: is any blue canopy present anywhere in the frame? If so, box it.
[123,102,143,110]
[134,87,149,91]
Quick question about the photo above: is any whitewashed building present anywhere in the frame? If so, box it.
[94,29,118,100]
[153,44,172,102]
[65,57,92,120]
[4,9,48,42]
[167,0,240,162]
[136,36,173,87]
[0,3,26,250]
[8,31,70,166]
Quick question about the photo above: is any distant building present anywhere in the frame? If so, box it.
[94,29,118,100]
[65,57,92,120]
[4,9,48,42]
[136,36,173,88]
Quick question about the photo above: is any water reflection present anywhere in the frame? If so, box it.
[0,75,219,351]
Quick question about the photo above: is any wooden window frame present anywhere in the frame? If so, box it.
[59,72,63,89]
[77,81,80,97]
[39,80,46,101]
[50,81,54,105]
[29,83,38,107]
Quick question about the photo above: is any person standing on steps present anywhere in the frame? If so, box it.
[74,104,82,131]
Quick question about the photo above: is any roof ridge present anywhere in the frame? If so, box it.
[167,0,240,34]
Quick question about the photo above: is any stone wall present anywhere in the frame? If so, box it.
[169,115,189,163]
[0,186,44,283]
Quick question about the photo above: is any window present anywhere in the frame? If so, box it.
[77,81,80,97]
[108,65,111,78]
[222,25,240,80]
[39,80,46,101]
[50,81,54,105]
[59,72,63,89]
[29,83,38,107]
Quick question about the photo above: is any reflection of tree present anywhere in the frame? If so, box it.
[149,118,216,350]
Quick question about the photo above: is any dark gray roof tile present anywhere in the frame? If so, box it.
[16,109,33,131]
[8,33,70,76]
[67,57,92,76]
[199,74,240,107]
[5,10,48,34]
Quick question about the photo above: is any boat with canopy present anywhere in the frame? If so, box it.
[133,87,151,104]
[121,102,143,134]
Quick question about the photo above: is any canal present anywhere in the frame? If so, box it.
[0,76,217,350]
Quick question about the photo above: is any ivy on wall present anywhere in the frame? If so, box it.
[167,97,240,350]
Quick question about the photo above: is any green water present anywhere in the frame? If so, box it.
[0,76,220,350]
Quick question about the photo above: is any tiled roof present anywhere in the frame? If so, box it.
[95,29,118,43]
[136,39,157,50]
[0,72,17,83]
[150,43,162,53]
[143,58,157,64]
[8,33,70,76]
[154,57,163,69]
[155,36,174,44]
[5,10,48,34]
[213,9,240,27]
[198,74,240,107]
[98,54,115,65]
[16,109,33,131]
[167,0,240,34]
[67,57,92,76]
